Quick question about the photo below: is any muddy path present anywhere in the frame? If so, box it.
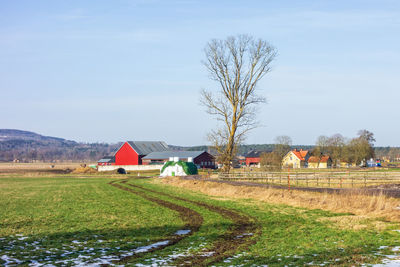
[108,180,203,264]
[122,179,260,266]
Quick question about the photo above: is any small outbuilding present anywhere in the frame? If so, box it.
[160,157,198,177]
[97,156,115,166]
[308,156,332,169]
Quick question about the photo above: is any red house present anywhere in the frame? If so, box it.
[98,141,169,166]
[245,150,272,166]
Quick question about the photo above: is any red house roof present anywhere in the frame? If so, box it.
[292,149,309,161]
[308,156,331,163]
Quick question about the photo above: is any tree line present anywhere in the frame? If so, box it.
[260,130,393,169]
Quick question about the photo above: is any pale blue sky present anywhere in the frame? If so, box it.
[1,0,399,146]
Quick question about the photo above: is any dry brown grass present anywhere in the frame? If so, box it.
[157,177,400,222]
[317,215,388,231]
[0,162,96,176]
[0,162,90,170]
[72,167,98,174]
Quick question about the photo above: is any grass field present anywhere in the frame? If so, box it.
[1,174,400,266]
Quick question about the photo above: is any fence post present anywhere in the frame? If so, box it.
[280,171,282,185]
[306,174,308,187]
[288,167,290,190]
[340,174,343,188]
[364,172,367,187]
[348,171,350,188]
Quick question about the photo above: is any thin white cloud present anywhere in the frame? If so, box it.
[53,8,90,21]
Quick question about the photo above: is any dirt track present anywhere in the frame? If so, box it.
[110,178,260,266]
[122,180,260,266]
[108,180,203,264]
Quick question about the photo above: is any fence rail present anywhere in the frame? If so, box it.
[218,171,400,188]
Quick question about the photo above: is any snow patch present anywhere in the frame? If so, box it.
[175,230,191,235]
[133,240,170,254]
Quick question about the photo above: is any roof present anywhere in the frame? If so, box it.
[245,150,272,158]
[98,156,115,163]
[143,151,210,160]
[308,156,330,163]
[126,141,169,155]
[291,149,309,161]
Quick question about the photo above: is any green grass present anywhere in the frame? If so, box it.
[136,178,400,266]
[0,177,184,265]
[1,175,400,266]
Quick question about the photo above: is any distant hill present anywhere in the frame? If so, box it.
[0,129,398,162]
[0,129,118,162]
[0,129,77,144]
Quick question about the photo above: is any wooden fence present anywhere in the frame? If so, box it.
[218,171,400,188]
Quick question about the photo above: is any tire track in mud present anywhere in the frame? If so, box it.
[108,180,203,264]
[122,179,261,266]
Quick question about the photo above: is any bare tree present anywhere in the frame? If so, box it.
[273,135,292,164]
[358,129,376,145]
[312,135,329,168]
[327,134,345,167]
[201,35,277,171]
[313,135,329,156]
[260,151,280,171]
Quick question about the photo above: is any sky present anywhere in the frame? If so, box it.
[0,0,399,146]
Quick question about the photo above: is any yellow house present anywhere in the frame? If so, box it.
[339,161,357,168]
[282,149,310,168]
[308,156,332,169]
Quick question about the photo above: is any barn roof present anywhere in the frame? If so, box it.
[143,151,211,160]
[245,150,272,158]
[308,156,331,163]
[98,156,115,163]
[127,141,169,155]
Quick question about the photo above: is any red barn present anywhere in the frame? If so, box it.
[110,141,169,165]
[245,150,272,166]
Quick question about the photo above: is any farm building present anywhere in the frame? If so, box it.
[160,158,198,177]
[112,141,169,165]
[143,151,215,169]
[97,141,170,171]
[308,156,332,169]
[97,156,115,166]
[282,149,310,168]
[245,150,272,167]
[339,161,357,168]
